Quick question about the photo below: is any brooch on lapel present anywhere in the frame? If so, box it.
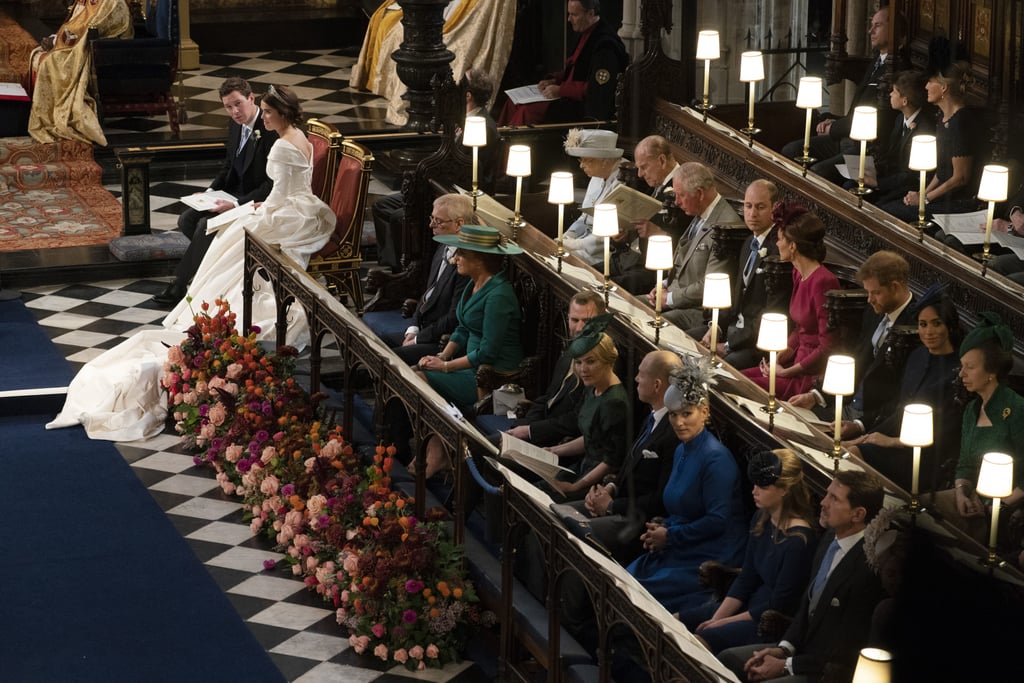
[1003,407,1011,420]
[830,598,841,607]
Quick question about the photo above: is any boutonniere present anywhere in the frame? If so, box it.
[758,247,768,258]
[253,129,262,142]
[907,121,916,131]
[1003,407,1011,420]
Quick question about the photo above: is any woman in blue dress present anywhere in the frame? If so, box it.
[676,449,815,653]
[626,356,748,614]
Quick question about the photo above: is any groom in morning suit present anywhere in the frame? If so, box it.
[152,77,277,306]
[719,470,886,682]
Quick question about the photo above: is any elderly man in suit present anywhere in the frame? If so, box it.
[691,179,787,370]
[718,470,886,682]
[390,193,474,363]
[572,349,682,563]
[789,251,914,438]
[153,77,277,306]
[648,162,740,329]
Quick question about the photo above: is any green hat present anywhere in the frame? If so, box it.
[959,312,1013,356]
[568,313,614,358]
[433,224,523,255]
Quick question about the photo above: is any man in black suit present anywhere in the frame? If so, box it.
[790,251,914,439]
[152,77,277,305]
[391,193,473,363]
[691,179,787,370]
[496,290,606,446]
[782,6,901,183]
[572,349,682,563]
[719,470,886,682]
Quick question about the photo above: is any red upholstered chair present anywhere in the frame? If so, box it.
[307,137,374,313]
[306,118,341,202]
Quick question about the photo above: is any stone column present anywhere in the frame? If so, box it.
[393,0,454,132]
[619,0,643,59]
[178,0,199,70]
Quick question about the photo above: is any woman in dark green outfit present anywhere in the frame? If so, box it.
[416,224,524,408]
[414,225,523,479]
[546,315,630,500]
[935,313,1024,543]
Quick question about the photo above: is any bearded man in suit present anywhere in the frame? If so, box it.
[153,77,277,306]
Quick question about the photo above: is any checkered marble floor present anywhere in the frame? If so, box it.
[11,51,492,683]
[20,278,492,683]
[102,48,394,140]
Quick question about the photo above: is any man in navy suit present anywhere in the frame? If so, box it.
[152,77,277,306]
[719,470,886,682]
[790,251,914,438]
[691,179,788,370]
[572,349,683,563]
[391,194,473,363]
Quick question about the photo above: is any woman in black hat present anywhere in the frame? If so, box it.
[845,287,963,492]
[934,313,1024,543]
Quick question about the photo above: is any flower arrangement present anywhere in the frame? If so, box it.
[164,300,490,670]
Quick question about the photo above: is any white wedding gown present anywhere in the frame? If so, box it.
[47,140,336,441]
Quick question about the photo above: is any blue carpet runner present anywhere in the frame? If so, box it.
[0,298,74,393]
[0,413,284,682]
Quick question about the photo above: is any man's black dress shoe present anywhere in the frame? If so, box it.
[151,284,184,307]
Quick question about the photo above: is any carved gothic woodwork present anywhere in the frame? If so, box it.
[394,0,454,132]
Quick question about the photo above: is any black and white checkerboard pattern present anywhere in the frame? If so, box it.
[13,51,491,682]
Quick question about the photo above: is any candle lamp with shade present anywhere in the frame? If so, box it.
[739,51,764,145]
[695,30,720,120]
[899,403,933,514]
[849,106,877,206]
[852,648,892,683]
[462,115,487,212]
[975,452,1014,568]
[907,134,936,240]
[756,312,789,431]
[822,354,855,473]
[592,203,620,303]
[645,234,673,342]
[976,164,1009,275]
[506,144,531,240]
[548,171,574,269]
[795,76,822,175]
[703,272,731,367]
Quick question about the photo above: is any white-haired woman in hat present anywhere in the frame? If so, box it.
[415,225,524,478]
[562,128,624,265]
[626,356,748,614]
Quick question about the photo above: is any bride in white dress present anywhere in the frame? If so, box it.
[48,85,336,441]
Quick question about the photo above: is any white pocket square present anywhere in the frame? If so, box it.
[642,449,659,459]
[830,598,841,607]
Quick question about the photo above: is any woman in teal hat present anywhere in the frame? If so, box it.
[935,312,1024,544]
[545,314,630,500]
[414,225,523,477]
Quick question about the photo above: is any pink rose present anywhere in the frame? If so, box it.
[426,644,439,659]
[372,623,385,638]
[167,346,184,365]
[249,518,262,534]
[393,648,408,664]
[209,403,227,426]
[340,589,350,603]
[288,545,300,558]
[321,439,341,459]
[305,556,319,572]
[291,563,302,576]
[277,525,294,544]
[409,645,424,660]
[374,643,388,661]
[304,457,316,472]
[260,446,277,464]
[260,475,280,496]
[225,444,244,463]
[343,555,359,574]
[226,363,243,379]
[307,494,326,515]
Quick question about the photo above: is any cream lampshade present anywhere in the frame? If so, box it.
[850,106,878,141]
[739,50,764,82]
[852,648,892,683]
[702,272,731,308]
[908,135,937,171]
[462,115,486,147]
[978,164,1009,202]
[547,171,574,204]
[756,313,788,351]
[977,452,1014,499]
[822,355,856,395]
[506,144,531,177]
[645,234,674,270]
[696,30,720,60]
[899,404,934,447]
[592,203,619,238]
[796,77,823,109]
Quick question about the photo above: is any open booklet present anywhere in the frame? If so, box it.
[504,84,553,105]
[181,190,238,212]
[581,184,664,227]
[835,154,877,183]
[930,210,1024,258]
[205,201,255,235]
[499,432,575,490]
